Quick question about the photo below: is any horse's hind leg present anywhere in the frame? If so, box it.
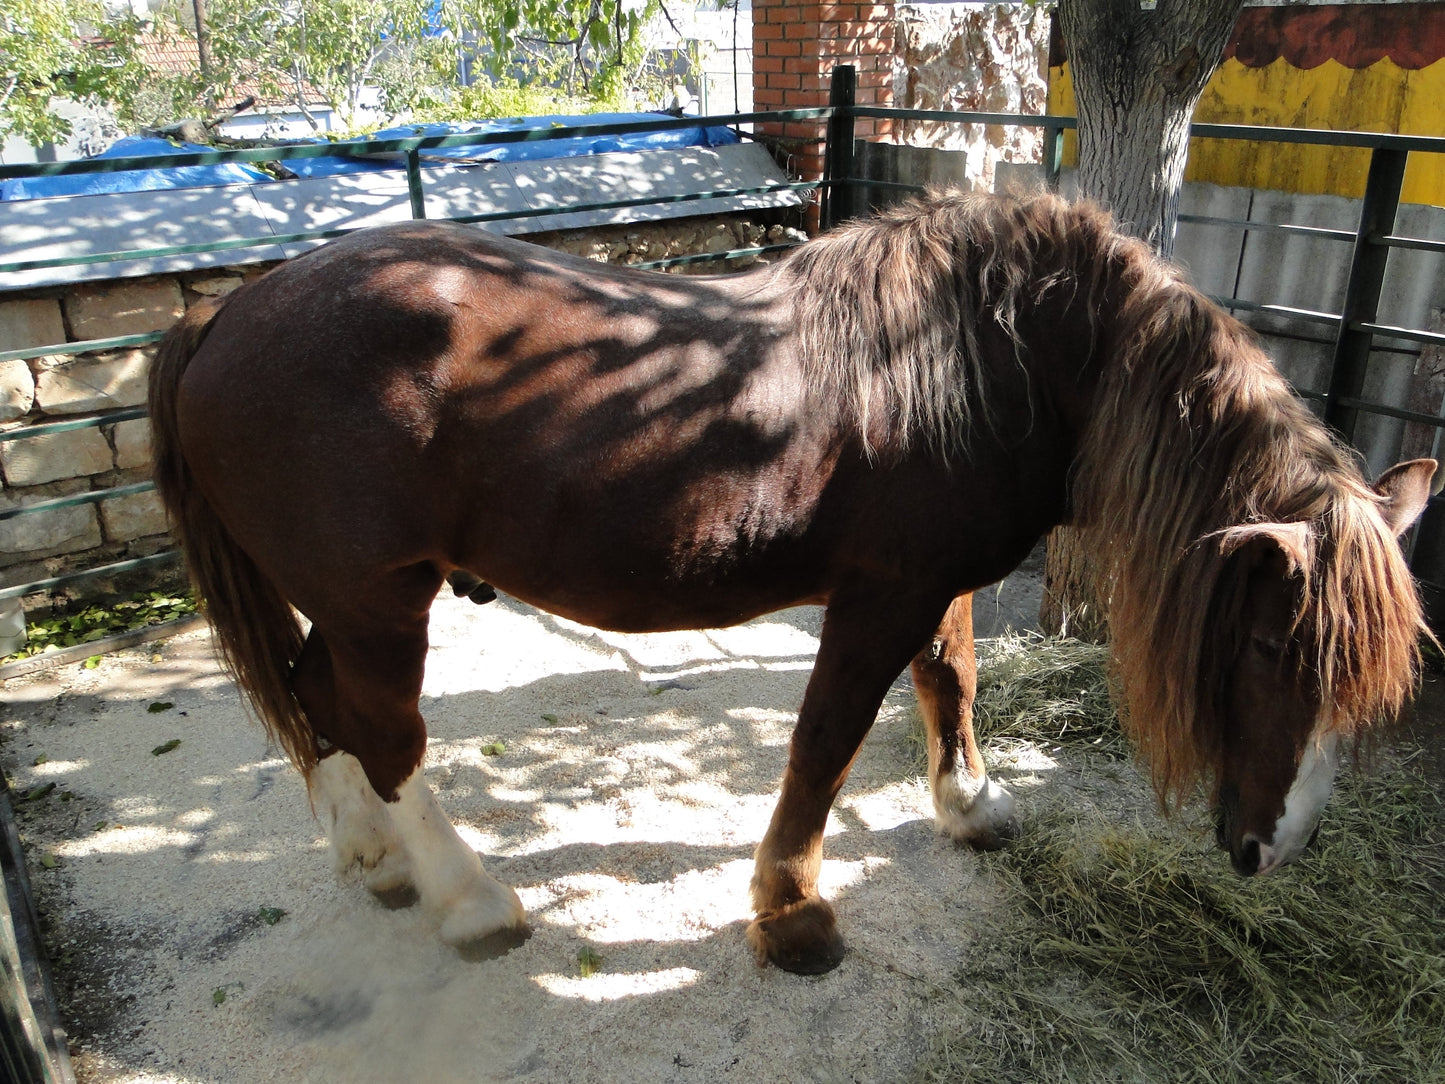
[911,593,1018,849]
[293,613,528,953]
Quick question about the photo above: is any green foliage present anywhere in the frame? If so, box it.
[410,78,604,124]
[3,590,198,663]
[0,0,149,146]
[10,0,682,145]
[437,0,664,104]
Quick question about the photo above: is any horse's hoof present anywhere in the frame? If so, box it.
[454,922,533,962]
[746,898,847,975]
[439,878,529,952]
[369,882,420,910]
[361,849,414,895]
[935,776,1020,851]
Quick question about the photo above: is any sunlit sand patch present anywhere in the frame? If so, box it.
[534,966,701,1002]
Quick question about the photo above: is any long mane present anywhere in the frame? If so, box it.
[777,189,1131,456]
[1076,256,1428,802]
[780,188,1428,801]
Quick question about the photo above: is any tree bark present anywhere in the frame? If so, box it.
[1040,0,1243,638]
[1059,0,1243,258]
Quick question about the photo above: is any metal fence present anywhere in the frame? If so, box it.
[820,65,1445,614]
[0,109,828,608]
[3,70,1445,612]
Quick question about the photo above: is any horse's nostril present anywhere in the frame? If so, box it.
[1231,837,1261,877]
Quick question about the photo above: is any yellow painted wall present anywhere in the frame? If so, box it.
[1047,57,1445,206]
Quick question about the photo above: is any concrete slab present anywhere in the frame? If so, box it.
[0,185,286,291]
[0,144,802,290]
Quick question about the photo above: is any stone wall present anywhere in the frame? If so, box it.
[0,213,804,612]
[892,2,1052,192]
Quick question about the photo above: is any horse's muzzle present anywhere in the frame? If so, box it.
[1212,785,1262,877]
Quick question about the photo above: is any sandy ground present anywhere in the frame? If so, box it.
[0,567,1050,1084]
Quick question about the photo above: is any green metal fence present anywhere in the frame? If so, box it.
[0,109,829,608]
[4,76,1445,612]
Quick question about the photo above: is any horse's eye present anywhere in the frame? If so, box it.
[1250,634,1287,660]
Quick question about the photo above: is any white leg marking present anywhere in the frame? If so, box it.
[387,767,529,947]
[1253,729,1340,876]
[931,763,1019,847]
[308,752,413,894]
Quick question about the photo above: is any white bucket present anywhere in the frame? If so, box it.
[0,597,27,656]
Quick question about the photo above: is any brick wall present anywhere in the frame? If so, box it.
[753,1,896,183]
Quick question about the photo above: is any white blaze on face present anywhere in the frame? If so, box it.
[1250,726,1340,875]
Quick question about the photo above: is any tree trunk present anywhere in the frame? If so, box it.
[1040,0,1243,638]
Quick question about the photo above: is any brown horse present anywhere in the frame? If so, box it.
[148,190,1434,975]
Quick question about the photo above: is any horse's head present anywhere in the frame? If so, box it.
[1212,458,1437,876]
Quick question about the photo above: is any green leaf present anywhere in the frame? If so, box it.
[32,754,48,766]
[577,944,602,977]
[212,987,227,1006]
[147,702,174,714]
[257,907,287,926]
[39,853,59,869]
[481,741,506,756]
[540,713,559,724]
[151,739,181,756]
[23,782,55,801]
[84,655,102,668]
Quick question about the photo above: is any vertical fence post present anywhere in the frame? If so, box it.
[1324,146,1408,441]
[406,149,427,220]
[823,65,858,230]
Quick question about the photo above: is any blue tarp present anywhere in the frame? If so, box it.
[2,114,740,200]
[1,136,275,200]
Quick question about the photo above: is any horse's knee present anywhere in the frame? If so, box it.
[747,897,846,974]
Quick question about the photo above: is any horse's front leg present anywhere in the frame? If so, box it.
[911,593,1019,849]
[749,592,949,974]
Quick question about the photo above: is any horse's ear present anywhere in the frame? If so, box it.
[1215,521,1312,576]
[1373,459,1438,538]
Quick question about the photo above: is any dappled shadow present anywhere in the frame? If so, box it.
[0,592,1001,1082]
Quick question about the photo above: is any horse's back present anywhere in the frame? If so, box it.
[170,222,840,627]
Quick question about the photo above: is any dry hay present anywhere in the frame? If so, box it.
[917,633,1445,1084]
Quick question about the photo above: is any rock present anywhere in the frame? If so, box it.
[0,427,114,487]
[99,489,168,542]
[111,419,152,470]
[63,278,185,341]
[0,359,36,422]
[0,492,101,556]
[183,274,245,298]
[33,349,150,415]
[0,298,67,355]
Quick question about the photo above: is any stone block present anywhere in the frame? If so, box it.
[0,298,66,353]
[0,427,114,487]
[63,278,184,341]
[99,488,168,541]
[0,495,101,556]
[0,359,35,422]
[33,349,150,415]
[112,418,152,470]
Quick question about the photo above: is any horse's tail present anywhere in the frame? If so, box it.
[149,298,315,776]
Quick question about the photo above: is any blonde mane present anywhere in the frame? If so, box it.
[1074,249,1428,802]
[782,188,1428,800]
